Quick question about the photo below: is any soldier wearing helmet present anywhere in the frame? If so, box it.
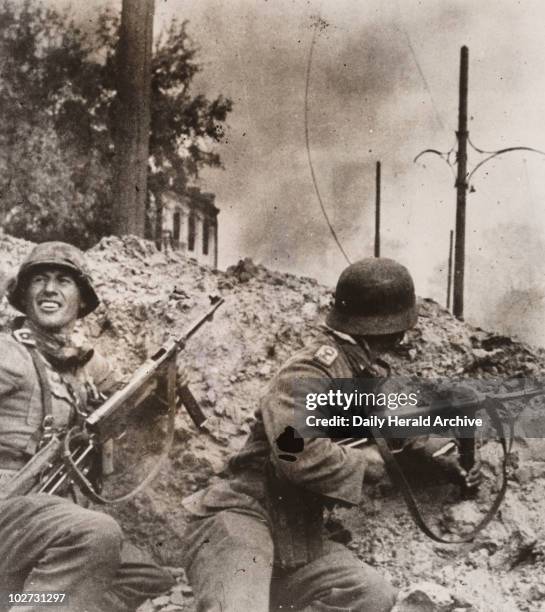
[180,258,416,612]
[181,257,480,611]
[0,242,174,611]
[7,241,100,321]
[327,257,417,336]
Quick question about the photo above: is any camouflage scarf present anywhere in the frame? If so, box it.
[14,317,94,371]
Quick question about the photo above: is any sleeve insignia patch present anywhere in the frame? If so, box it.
[314,345,338,367]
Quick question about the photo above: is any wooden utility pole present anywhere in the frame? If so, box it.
[453,46,469,319]
[113,0,155,237]
[447,229,454,310]
[374,161,381,257]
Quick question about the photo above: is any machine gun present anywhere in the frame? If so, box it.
[337,385,545,451]
[0,296,224,503]
[337,384,545,543]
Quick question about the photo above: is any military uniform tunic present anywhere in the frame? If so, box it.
[182,329,397,612]
[0,329,173,612]
[0,332,113,461]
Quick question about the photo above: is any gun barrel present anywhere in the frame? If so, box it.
[334,386,545,450]
[174,296,224,348]
[491,388,545,402]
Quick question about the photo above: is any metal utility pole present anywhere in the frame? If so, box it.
[416,46,545,321]
[453,46,469,319]
[447,229,454,310]
[113,0,155,237]
[374,161,381,257]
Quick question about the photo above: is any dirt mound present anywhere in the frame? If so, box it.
[1,234,545,612]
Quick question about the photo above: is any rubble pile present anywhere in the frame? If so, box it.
[1,234,545,611]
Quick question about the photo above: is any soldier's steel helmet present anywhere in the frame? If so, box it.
[7,241,99,318]
[326,258,417,336]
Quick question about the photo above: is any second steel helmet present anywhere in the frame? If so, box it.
[326,258,417,336]
[7,241,100,318]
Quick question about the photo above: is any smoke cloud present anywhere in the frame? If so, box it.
[45,0,545,345]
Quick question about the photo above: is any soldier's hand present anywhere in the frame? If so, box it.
[360,445,386,483]
[433,446,482,489]
[463,460,482,490]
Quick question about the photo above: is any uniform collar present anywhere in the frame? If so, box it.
[322,323,389,376]
[13,317,94,370]
[323,324,357,345]
[323,323,373,356]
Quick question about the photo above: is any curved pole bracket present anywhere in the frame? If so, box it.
[414,142,458,183]
[467,144,545,187]
[415,138,545,192]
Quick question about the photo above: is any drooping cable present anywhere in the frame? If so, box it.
[304,17,351,265]
[397,25,446,132]
[394,0,446,133]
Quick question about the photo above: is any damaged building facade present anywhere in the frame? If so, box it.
[160,188,219,268]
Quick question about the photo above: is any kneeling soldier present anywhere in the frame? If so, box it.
[0,242,174,612]
[181,259,418,611]
[182,257,480,611]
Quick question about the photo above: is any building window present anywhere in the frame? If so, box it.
[188,212,196,251]
[173,211,181,244]
[203,217,209,255]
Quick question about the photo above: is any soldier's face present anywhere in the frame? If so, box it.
[24,267,83,333]
[360,332,405,354]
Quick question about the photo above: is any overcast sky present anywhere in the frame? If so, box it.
[50,0,545,343]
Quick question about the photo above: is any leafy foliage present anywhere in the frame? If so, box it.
[0,0,232,247]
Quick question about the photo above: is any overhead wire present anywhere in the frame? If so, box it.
[304,17,351,265]
[397,26,446,133]
[394,0,446,133]
[303,5,452,264]
[522,157,533,206]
